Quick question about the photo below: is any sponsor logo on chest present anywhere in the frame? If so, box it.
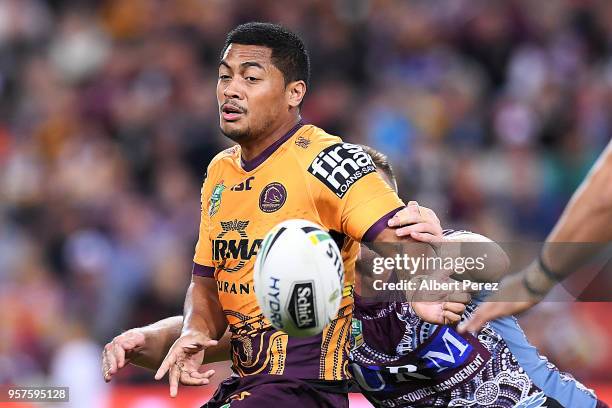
[213,219,262,272]
[417,327,472,373]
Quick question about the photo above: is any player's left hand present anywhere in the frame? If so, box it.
[155,332,218,397]
[102,328,146,382]
[458,271,538,334]
[388,201,443,245]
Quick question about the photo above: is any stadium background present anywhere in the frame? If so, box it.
[0,0,611,406]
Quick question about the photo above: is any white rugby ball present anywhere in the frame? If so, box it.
[254,219,344,337]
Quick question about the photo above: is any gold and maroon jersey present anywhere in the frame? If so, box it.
[193,122,403,381]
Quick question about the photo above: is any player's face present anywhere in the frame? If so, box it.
[217,44,289,142]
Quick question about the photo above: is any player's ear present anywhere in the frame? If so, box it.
[287,80,306,108]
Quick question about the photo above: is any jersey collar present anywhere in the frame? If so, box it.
[240,121,304,172]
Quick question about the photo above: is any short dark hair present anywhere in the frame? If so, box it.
[361,145,398,192]
[221,22,311,88]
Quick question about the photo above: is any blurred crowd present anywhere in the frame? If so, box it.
[1,0,611,398]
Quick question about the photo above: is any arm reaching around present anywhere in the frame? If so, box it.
[102,316,183,381]
[382,203,513,323]
[102,317,232,382]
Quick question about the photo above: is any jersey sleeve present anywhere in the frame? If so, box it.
[308,142,404,241]
[193,171,216,278]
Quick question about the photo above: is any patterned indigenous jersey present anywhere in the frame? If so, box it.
[349,230,604,408]
[192,122,404,381]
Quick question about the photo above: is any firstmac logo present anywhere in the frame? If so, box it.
[308,143,376,198]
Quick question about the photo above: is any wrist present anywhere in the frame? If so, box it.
[119,328,148,363]
[522,258,557,298]
[137,325,153,340]
[407,275,427,309]
[180,327,212,340]
[537,253,562,282]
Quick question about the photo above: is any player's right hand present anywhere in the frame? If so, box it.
[388,201,443,245]
[155,332,218,397]
[102,329,146,382]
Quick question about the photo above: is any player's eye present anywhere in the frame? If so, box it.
[219,74,231,80]
[245,76,259,82]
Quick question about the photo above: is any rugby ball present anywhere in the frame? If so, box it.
[254,219,344,337]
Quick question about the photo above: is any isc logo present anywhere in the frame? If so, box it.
[288,281,317,329]
[308,143,377,198]
[231,176,254,191]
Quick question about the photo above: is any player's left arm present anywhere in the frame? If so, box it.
[355,205,470,324]
[357,201,442,280]
[102,318,232,382]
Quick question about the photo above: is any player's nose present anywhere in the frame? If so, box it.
[223,79,243,100]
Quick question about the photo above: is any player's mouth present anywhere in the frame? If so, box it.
[221,103,245,121]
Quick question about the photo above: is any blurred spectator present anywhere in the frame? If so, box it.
[49,321,110,408]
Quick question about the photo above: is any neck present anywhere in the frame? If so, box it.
[240,115,301,161]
